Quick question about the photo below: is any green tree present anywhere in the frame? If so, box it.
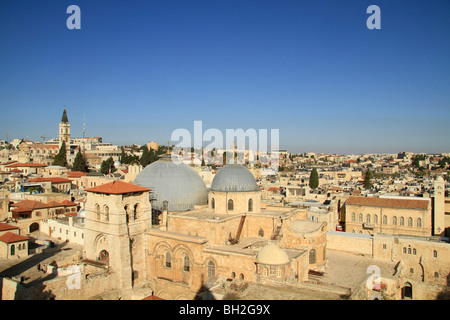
[53,141,68,167]
[119,146,126,163]
[309,168,319,190]
[100,157,116,175]
[140,145,150,167]
[72,150,89,172]
[363,168,373,189]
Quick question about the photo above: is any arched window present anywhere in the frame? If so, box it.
[358,214,363,223]
[104,206,109,222]
[374,215,378,225]
[433,250,438,258]
[393,216,397,225]
[124,205,130,223]
[408,248,411,254]
[383,215,387,224]
[408,217,413,227]
[18,244,21,250]
[211,198,215,210]
[258,228,264,237]
[351,213,356,222]
[413,249,416,255]
[208,260,216,279]
[248,199,253,212]
[165,251,171,268]
[366,214,371,224]
[276,268,282,278]
[228,199,234,211]
[183,254,190,272]
[417,218,422,228]
[95,204,100,220]
[309,249,316,264]
[400,217,405,226]
[99,250,109,263]
[239,273,244,280]
[134,203,140,220]
[231,272,236,279]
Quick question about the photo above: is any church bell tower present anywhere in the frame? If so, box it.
[59,108,71,149]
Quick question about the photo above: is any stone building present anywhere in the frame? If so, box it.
[343,196,432,236]
[81,155,326,299]
[343,177,449,237]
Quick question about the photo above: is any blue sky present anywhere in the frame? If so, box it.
[0,0,449,154]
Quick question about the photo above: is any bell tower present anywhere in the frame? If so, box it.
[59,108,71,149]
[84,181,152,290]
[433,176,445,236]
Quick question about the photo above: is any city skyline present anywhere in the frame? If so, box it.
[1,0,449,154]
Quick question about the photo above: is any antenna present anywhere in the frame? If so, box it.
[40,135,48,144]
[82,114,86,154]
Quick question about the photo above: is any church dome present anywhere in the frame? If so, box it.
[210,164,258,192]
[133,154,208,211]
[256,243,290,265]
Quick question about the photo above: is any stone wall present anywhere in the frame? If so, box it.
[326,231,373,256]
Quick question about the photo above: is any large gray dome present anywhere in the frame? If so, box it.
[210,164,258,192]
[133,154,207,211]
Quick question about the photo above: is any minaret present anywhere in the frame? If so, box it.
[59,108,71,150]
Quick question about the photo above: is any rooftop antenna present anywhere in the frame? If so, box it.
[82,114,86,153]
[40,135,48,144]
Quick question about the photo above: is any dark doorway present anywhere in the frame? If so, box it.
[29,222,39,233]
[402,282,413,299]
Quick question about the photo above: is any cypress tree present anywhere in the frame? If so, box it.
[72,150,88,172]
[53,141,68,167]
[309,168,319,190]
[364,168,373,189]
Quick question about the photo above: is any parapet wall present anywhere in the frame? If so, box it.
[326,231,373,256]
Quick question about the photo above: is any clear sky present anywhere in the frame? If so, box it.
[0,0,449,154]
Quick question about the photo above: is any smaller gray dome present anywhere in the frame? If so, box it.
[210,164,258,192]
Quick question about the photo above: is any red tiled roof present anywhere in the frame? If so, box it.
[67,171,89,178]
[0,161,18,166]
[0,232,29,243]
[28,177,72,183]
[346,196,429,210]
[10,200,50,210]
[64,212,78,217]
[6,163,47,168]
[0,223,19,232]
[46,200,78,207]
[85,180,150,195]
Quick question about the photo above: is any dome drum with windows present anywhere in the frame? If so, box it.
[208,164,261,214]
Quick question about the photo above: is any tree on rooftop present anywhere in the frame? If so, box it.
[309,168,319,190]
[53,141,68,167]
